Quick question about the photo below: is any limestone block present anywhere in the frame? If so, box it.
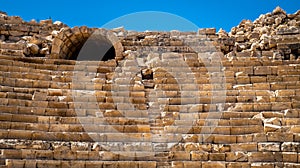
[213,135,236,144]
[209,153,225,161]
[264,124,281,133]
[33,80,50,88]
[198,28,216,35]
[250,76,267,83]
[254,66,272,75]
[230,143,257,152]
[48,102,68,109]
[50,81,70,89]
[254,101,272,110]
[66,161,86,168]
[230,127,246,135]
[9,30,25,36]
[248,152,282,162]
[236,76,250,84]
[75,151,89,160]
[290,126,300,133]
[172,151,190,161]
[35,150,53,159]
[2,149,22,159]
[32,91,47,101]
[190,152,209,161]
[49,124,70,132]
[85,161,103,167]
[26,123,49,132]
[202,161,225,168]
[24,160,37,168]
[253,83,270,90]
[11,114,37,123]
[225,152,248,162]
[250,163,275,168]
[284,163,300,168]
[281,142,300,152]
[282,152,298,163]
[27,43,39,55]
[6,160,25,168]
[271,102,292,111]
[130,91,145,97]
[173,161,199,168]
[138,162,156,168]
[15,79,33,88]
[226,162,250,168]
[258,143,280,152]
[99,151,119,161]
[21,149,35,159]
[275,90,295,97]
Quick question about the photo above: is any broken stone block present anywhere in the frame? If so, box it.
[226,152,248,162]
[281,142,300,152]
[26,43,39,55]
[264,124,282,133]
[258,143,280,152]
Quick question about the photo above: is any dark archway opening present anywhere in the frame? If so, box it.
[101,45,116,61]
[69,35,116,61]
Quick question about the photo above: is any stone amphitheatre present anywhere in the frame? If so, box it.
[0,6,299,168]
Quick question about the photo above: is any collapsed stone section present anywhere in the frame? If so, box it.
[226,6,300,60]
[0,13,123,61]
[0,12,66,58]
[1,6,299,62]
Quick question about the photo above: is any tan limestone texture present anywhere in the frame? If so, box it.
[0,7,299,168]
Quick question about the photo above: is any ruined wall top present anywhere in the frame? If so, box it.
[0,7,299,61]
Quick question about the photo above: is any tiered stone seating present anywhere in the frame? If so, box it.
[0,7,299,168]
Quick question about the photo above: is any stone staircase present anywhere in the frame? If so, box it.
[0,31,299,167]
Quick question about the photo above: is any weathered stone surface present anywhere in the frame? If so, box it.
[258,143,281,152]
[26,43,39,55]
[0,6,299,168]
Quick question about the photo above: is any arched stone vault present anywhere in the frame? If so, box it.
[50,26,123,60]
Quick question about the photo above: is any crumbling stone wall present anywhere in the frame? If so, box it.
[226,7,300,60]
[0,11,65,58]
[0,7,299,168]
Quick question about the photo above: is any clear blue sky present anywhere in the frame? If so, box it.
[1,0,299,32]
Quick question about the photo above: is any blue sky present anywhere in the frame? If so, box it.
[1,0,299,32]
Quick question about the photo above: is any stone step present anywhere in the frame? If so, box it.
[0,49,23,57]
[0,106,299,123]
[0,119,272,135]
[0,53,299,67]
[36,95,297,105]
[0,150,299,165]
[1,75,299,92]
[0,92,32,100]
[0,55,115,67]
[0,62,115,75]
[1,62,299,81]
[0,43,25,50]
[0,111,289,126]
[1,98,297,114]
[1,137,298,152]
[0,53,289,67]
[0,57,299,78]
[0,127,287,142]
[0,85,299,104]
[1,157,299,168]
[4,159,156,168]
[0,125,299,140]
